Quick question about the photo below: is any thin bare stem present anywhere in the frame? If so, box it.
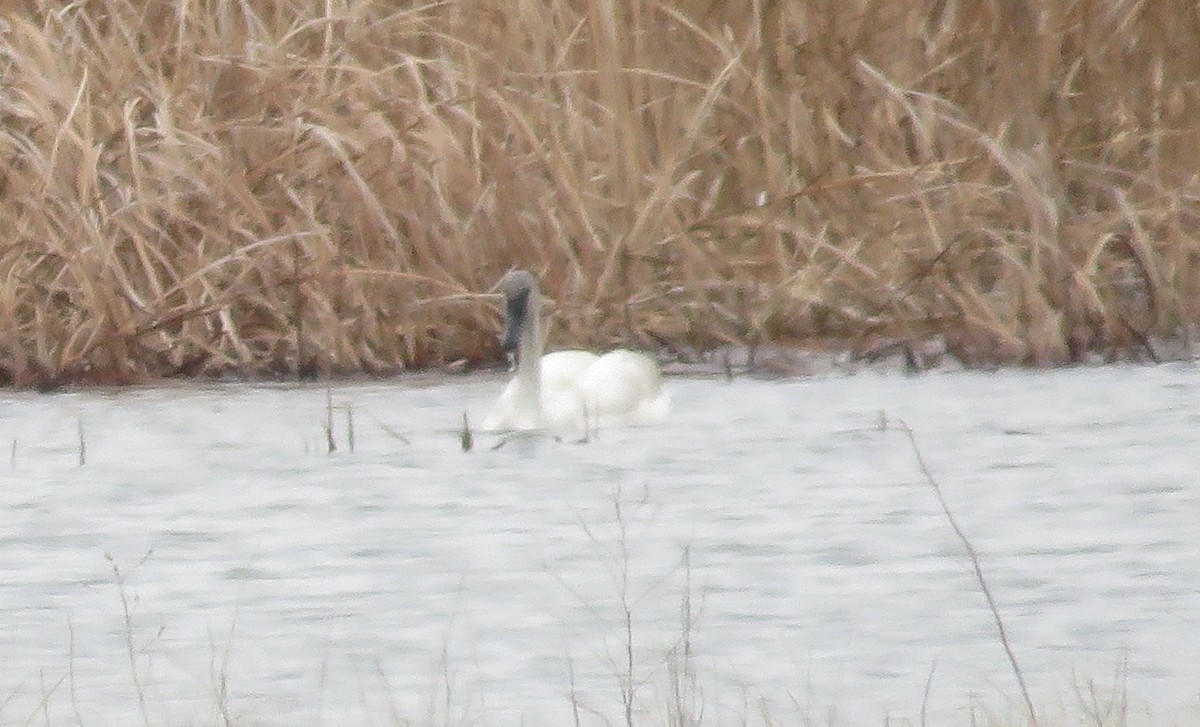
[106,554,152,727]
[324,387,337,454]
[899,421,1039,727]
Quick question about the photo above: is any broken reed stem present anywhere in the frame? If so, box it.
[27,670,67,727]
[209,602,240,727]
[76,419,85,467]
[612,496,637,727]
[324,386,336,454]
[459,411,472,452]
[666,544,699,727]
[106,554,152,727]
[567,652,583,727]
[919,658,936,727]
[67,616,84,727]
[899,421,1039,727]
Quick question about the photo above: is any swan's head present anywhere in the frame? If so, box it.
[497,269,539,355]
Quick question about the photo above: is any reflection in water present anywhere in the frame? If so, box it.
[0,365,1197,725]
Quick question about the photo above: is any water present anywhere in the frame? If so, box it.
[0,365,1197,726]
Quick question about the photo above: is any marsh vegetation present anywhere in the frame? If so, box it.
[0,1,1197,386]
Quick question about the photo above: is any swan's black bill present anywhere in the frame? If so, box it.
[500,287,529,354]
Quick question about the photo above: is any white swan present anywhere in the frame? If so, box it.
[482,270,670,433]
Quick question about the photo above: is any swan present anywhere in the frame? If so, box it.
[482,270,670,433]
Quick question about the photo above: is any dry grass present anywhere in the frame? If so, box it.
[0,0,1197,385]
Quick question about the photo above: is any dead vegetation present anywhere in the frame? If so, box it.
[0,0,1196,385]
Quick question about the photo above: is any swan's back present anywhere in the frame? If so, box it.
[575,350,670,427]
[484,349,668,433]
[541,350,600,394]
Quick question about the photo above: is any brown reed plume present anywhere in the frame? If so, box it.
[0,0,1196,385]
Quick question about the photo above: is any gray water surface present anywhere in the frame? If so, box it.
[0,365,1197,726]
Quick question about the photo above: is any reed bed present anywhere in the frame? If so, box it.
[0,0,1197,385]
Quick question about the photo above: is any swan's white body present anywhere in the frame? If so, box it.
[482,271,670,434]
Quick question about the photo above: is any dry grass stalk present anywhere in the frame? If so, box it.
[900,421,1038,727]
[0,1,1197,385]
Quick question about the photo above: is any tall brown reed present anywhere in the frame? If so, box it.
[0,0,1196,385]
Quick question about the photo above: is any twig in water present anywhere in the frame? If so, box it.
[68,616,85,727]
[372,658,406,727]
[208,603,240,727]
[24,670,66,727]
[106,552,153,727]
[899,421,1039,727]
[460,411,473,452]
[2,681,22,716]
[666,545,702,727]
[1072,653,1129,727]
[324,387,336,454]
[548,488,683,726]
[566,652,583,727]
[77,419,86,466]
[345,402,356,453]
[367,414,411,446]
[612,495,638,727]
[919,658,936,727]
